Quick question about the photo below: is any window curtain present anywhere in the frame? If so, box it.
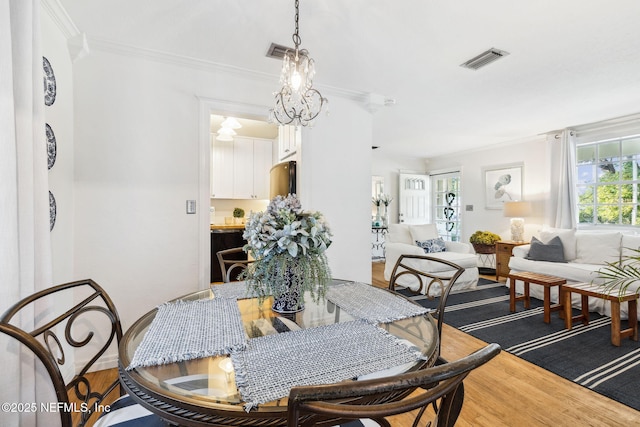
[548,129,577,229]
[1,1,54,424]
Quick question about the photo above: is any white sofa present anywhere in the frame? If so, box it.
[508,228,640,318]
[383,224,479,295]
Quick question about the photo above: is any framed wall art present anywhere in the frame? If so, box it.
[483,163,523,209]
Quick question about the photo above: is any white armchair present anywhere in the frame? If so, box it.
[383,224,479,295]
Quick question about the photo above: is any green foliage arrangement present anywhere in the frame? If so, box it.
[233,207,245,218]
[596,248,640,297]
[469,230,501,245]
[241,195,332,304]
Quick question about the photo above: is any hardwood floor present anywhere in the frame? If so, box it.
[80,263,640,426]
[373,261,640,426]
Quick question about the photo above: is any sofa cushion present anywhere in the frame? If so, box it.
[621,234,640,258]
[415,238,447,253]
[539,228,576,261]
[526,236,566,263]
[575,232,622,265]
[408,224,439,242]
[426,251,478,270]
[386,224,413,245]
[508,257,601,284]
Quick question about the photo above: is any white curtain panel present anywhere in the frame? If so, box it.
[1,1,54,425]
[548,129,577,229]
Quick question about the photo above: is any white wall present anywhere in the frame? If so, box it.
[71,46,373,350]
[42,11,75,283]
[298,97,373,283]
[370,136,551,244]
[426,136,550,243]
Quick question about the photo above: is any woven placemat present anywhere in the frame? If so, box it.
[127,298,246,370]
[327,281,430,323]
[231,320,422,410]
[211,281,255,300]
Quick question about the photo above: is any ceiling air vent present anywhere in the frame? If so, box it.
[460,48,509,70]
[266,43,293,59]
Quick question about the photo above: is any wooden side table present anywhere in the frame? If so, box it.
[508,271,566,323]
[562,283,639,346]
[495,241,528,282]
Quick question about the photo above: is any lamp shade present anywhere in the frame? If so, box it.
[503,201,531,218]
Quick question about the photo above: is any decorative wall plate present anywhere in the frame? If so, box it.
[49,191,57,231]
[43,56,56,106]
[46,123,57,170]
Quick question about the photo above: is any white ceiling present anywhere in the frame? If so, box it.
[59,0,640,158]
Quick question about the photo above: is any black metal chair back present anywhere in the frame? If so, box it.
[0,279,123,427]
[217,247,254,282]
[388,254,465,342]
[287,343,501,427]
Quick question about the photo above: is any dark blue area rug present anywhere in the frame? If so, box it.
[399,278,640,411]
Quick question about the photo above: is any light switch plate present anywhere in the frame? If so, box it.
[186,200,196,214]
[466,204,474,211]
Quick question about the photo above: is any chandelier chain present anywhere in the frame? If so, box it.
[292,0,301,48]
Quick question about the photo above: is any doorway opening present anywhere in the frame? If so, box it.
[198,98,276,289]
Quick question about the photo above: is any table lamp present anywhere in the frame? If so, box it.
[503,201,531,242]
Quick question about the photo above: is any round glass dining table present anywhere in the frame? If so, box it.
[118,282,439,427]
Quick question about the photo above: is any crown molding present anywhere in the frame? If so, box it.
[88,37,370,103]
[41,0,81,39]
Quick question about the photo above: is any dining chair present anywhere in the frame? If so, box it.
[217,247,254,282]
[287,343,501,427]
[387,254,465,343]
[0,279,165,427]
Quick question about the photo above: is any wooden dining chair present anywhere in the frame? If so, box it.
[287,343,501,427]
[0,279,165,427]
[387,254,465,343]
[217,247,254,282]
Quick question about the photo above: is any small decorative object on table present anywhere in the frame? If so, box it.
[372,195,382,226]
[469,230,501,254]
[233,207,245,225]
[379,194,393,227]
[470,230,501,275]
[241,194,332,313]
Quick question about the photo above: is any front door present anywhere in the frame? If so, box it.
[398,173,430,224]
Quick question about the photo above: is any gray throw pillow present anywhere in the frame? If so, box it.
[525,236,566,263]
[415,238,447,254]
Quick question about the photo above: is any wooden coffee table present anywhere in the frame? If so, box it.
[508,271,566,323]
[562,282,639,346]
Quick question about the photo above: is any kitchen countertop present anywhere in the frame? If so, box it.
[210,224,246,231]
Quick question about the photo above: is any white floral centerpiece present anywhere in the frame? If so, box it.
[241,194,332,313]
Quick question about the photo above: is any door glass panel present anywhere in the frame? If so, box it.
[431,172,461,242]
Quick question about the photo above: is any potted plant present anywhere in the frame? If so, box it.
[241,194,332,313]
[596,248,640,296]
[470,230,501,254]
[233,207,245,224]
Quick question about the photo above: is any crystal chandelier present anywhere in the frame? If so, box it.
[269,0,327,127]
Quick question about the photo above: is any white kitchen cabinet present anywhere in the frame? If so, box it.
[211,135,273,200]
[252,138,273,199]
[278,125,301,161]
[211,137,234,199]
[232,137,254,199]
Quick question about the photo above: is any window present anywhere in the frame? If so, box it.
[431,172,461,241]
[576,135,640,226]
